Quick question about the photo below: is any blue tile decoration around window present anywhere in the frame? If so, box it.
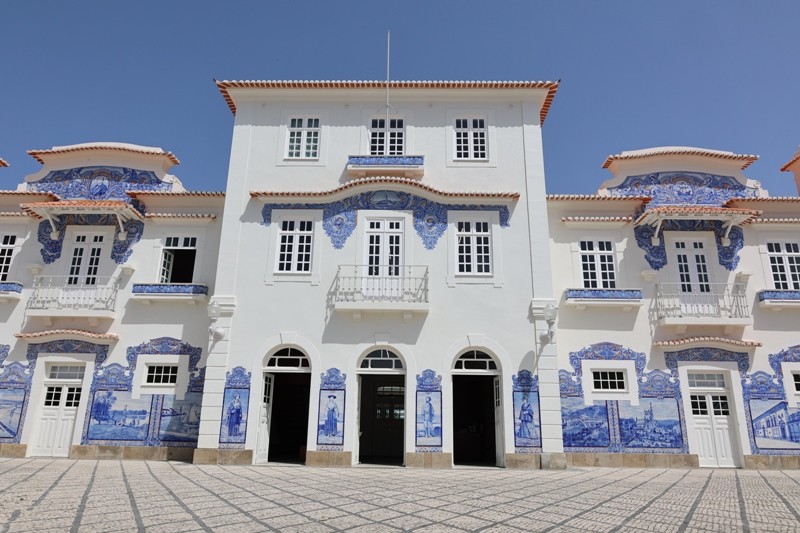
[607,172,757,207]
[317,368,346,450]
[131,284,209,295]
[28,166,172,202]
[633,219,744,271]
[348,155,424,166]
[0,283,22,293]
[260,189,510,250]
[559,343,687,454]
[757,290,800,302]
[81,337,205,448]
[565,289,643,300]
[415,370,442,452]
[37,216,144,264]
[664,347,750,381]
[0,343,31,444]
[512,371,541,451]
[219,367,251,449]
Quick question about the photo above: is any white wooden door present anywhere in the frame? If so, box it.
[31,385,82,457]
[493,376,504,466]
[254,373,274,464]
[672,239,716,316]
[363,219,403,300]
[689,381,738,468]
[63,234,106,308]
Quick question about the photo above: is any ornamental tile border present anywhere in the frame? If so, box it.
[131,284,209,295]
[565,289,643,300]
[607,172,757,207]
[37,216,144,264]
[28,166,172,202]
[634,220,744,271]
[261,189,510,250]
[0,282,22,294]
[348,155,424,166]
[758,290,800,302]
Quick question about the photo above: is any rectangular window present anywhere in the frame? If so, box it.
[592,370,626,391]
[793,373,800,394]
[454,117,488,160]
[160,237,197,283]
[690,394,708,416]
[0,235,16,282]
[286,117,320,159]
[456,221,492,275]
[44,386,62,407]
[767,241,800,290]
[370,118,404,156]
[687,373,726,388]
[48,365,86,380]
[146,365,179,385]
[711,395,730,416]
[64,387,82,408]
[580,240,616,289]
[277,220,313,273]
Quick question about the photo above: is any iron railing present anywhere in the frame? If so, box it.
[27,275,120,312]
[655,282,749,319]
[333,265,429,304]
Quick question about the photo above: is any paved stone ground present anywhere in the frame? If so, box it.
[1,460,800,532]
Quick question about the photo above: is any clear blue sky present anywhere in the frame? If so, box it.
[2,1,799,195]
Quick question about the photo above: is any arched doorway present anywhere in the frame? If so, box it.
[357,349,406,465]
[452,350,504,466]
[255,348,311,464]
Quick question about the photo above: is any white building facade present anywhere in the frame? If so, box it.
[194,80,564,468]
[0,143,223,460]
[549,147,800,469]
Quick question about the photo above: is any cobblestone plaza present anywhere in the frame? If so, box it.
[1,459,799,532]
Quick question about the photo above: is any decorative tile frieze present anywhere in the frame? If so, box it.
[131,284,209,295]
[758,290,800,302]
[0,283,22,294]
[565,289,643,300]
[261,189,510,250]
[633,219,744,270]
[37,216,144,264]
[664,347,750,381]
[28,166,171,201]
[348,155,424,166]
[607,172,757,206]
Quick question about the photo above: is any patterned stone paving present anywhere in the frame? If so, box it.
[0,459,799,532]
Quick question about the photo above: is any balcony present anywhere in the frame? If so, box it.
[564,288,643,311]
[27,276,120,325]
[131,283,209,304]
[346,155,424,179]
[0,282,23,303]
[757,289,800,311]
[655,282,750,331]
[332,265,429,319]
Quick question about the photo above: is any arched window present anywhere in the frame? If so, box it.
[360,349,404,370]
[266,348,310,369]
[454,350,497,371]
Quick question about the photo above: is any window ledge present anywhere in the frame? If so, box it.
[131,283,209,304]
[564,288,643,310]
[0,282,23,302]
[757,290,800,310]
[347,155,424,178]
[333,301,429,321]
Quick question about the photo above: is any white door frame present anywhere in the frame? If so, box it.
[254,366,312,465]
[677,361,749,467]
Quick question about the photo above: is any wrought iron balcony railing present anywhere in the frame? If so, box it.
[333,265,429,305]
[27,275,120,313]
[655,282,749,320]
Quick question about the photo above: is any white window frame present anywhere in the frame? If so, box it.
[160,236,198,284]
[134,354,186,400]
[591,369,628,392]
[277,110,328,166]
[782,362,800,408]
[445,109,497,167]
[285,116,321,160]
[765,240,800,290]
[359,110,414,156]
[569,232,624,289]
[265,210,322,286]
[453,116,489,161]
[0,233,20,282]
[582,359,638,404]
[369,117,405,156]
[578,239,617,289]
[455,220,493,277]
[63,228,112,285]
[275,219,314,274]
[145,364,180,385]
[447,211,503,287]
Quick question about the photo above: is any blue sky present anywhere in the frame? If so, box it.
[2,1,799,195]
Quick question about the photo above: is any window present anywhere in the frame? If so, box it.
[456,221,492,275]
[710,395,730,416]
[688,373,725,388]
[266,348,310,368]
[160,237,197,283]
[64,387,82,408]
[580,240,616,289]
[277,220,313,273]
[766,241,800,290]
[690,394,708,416]
[44,386,62,407]
[592,370,626,391]
[370,118,404,155]
[146,365,179,385]
[68,234,104,286]
[0,235,16,282]
[454,118,487,160]
[286,117,320,159]
[48,365,86,380]
[360,349,404,370]
[454,351,498,371]
[793,373,800,394]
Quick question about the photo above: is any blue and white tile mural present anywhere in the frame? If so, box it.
[415,369,443,451]
[159,392,203,442]
[87,391,152,441]
[512,370,541,451]
[560,343,688,454]
[0,388,26,439]
[317,368,346,449]
[749,400,800,450]
[219,367,251,448]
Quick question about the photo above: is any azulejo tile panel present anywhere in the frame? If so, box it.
[758,290,800,302]
[634,220,744,271]
[219,366,250,449]
[415,370,442,452]
[348,156,424,166]
[317,368,346,450]
[260,189,510,250]
[131,284,209,295]
[565,289,643,300]
[561,343,687,454]
[0,343,31,444]
[37,216,144,264]
[28,166,172,201]
[512,370,541,452]
[607,172,757,206]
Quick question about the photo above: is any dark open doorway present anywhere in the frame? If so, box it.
[359,374,405,465]
[452,375,496,466]
[268,373,310,463]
